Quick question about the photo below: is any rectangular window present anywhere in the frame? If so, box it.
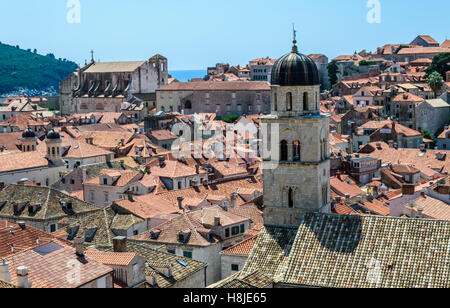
[167,249,175,255]
[225,228,230,238]
[231,226,240,236]
[50,224,56,233]
[183,251,193,259]
[240,224,245,233]
[104,192,109,203]
[103,178,108,185]
[231,264,239,271]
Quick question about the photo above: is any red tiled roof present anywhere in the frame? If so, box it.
[149,130,178,141]
[222,236,257,256]
[332,203,359,215]
[0,151,50,173]
[393,93,424,102]
[360,199,390,216]
[4,243,113,288]
[398,46,450,55]
[330,177,364,198]
[85,249,138,266]
[0,222,71,258]
[114,194,180,219]
[407,195,450,220]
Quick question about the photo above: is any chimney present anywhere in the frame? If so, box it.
[158,156,165,167]
[113,236,127,253]
[150,275,158,287]
[0,260,10,284]
[73,237,84,257]
[421,191,426,198]
[388,140,394,148]
[177,197,184,210]
[402,184,415,195]
[16,266,31,288]
[120,160,125,168]
[214,216,221,227]
[17,221,26,229]
[195,164,200,174]
[126,190,134,202]
[420,144,426,152]
[416,205,424,218]
[393,143,398,149]
[231,193,238,209]
[437,181,450,195]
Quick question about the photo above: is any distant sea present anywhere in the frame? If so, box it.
[169,70,206,82]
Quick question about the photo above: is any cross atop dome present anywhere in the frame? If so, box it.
[292,23,298,53]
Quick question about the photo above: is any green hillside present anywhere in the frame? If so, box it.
[0,42,77,94]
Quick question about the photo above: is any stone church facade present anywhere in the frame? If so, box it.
[59,55,168,115]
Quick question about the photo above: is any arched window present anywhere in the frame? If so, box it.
[293,140,301,161]
[286,92,293,111]
[321,138,328,160]
[288,188,294,208]
[274,93,278,111]
[322,185,328,204]
[185,101,192,109]
[303,92,308,111]
[26,145,30,152]
[52,147,55,155]
[280,140,288,161]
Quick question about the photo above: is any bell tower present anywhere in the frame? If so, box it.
[21,127,37,152]
[262,34,331,228]
[45,129,63,162]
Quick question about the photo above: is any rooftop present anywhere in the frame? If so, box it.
[239,213,450,288]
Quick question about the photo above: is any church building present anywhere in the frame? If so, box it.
[60,54,168,115]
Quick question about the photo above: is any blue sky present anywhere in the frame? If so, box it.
[0,0,448,70]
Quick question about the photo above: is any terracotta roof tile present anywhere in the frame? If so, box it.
[4,243,113,288]
[85,249,138,266]
[222,236,257,256]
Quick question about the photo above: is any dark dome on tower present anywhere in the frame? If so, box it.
[271,41,319,87]
[22,127,36,138]
[46,129,60,140]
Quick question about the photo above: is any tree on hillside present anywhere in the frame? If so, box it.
[427,71,444,94]
[426,52,450,79]
[327,61,339,87]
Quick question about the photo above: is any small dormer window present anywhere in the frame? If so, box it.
[103,178,108,185]
[178,232,185,243]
